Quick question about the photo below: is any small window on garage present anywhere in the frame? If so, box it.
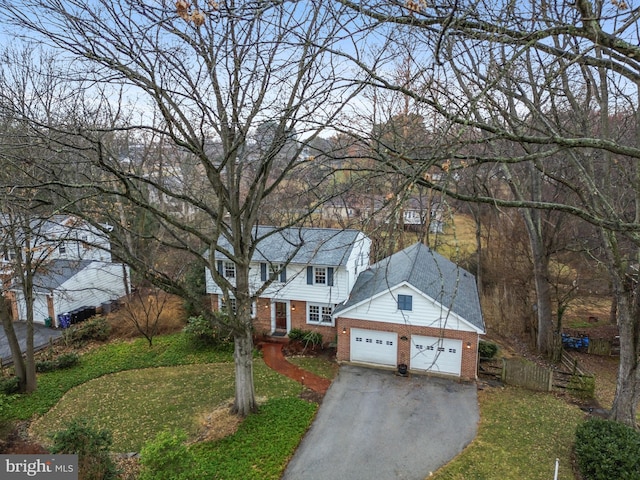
[397,294,413,311]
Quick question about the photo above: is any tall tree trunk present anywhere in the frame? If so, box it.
[530,245,555,356]
[601,229,640,427]
[609,291,640,426]
[502,165,556,356]
[0,295,27,392]
[232,328,257,416]
[231,259,257,416]
[24,276,37,393]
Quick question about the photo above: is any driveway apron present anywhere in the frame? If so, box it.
[282,365,479,480]
[0,322,63,364]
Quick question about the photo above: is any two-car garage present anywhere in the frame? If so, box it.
[349,328,463,377]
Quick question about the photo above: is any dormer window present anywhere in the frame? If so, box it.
[59,244,67,255]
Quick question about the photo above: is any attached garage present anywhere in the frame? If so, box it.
[335,243,485,380]
[350,328,398,366]
[410,335,462,376]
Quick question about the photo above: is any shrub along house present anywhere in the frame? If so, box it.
[334,243,485,380]
[205,226,371,343]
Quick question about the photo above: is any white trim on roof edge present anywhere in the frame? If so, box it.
[334,281,485,334]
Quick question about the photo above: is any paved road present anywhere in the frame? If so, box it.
[283,365,479,480]
[0,322,63,364]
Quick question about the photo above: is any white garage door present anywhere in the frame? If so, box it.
[410,335,462,376]
[350,328,398,366]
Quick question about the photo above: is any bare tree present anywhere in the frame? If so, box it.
[119,288,173,347]
[342,0,640,426]
[0,1,366,415]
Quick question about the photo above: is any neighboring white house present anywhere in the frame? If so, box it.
[205,226,371,342]
[1,214,113,265]
[12,259,129,327]
[1,215,129,327]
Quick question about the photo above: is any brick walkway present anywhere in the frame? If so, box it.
[261,342,332,395]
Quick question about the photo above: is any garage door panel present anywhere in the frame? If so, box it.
[410,335,462,376]
[351,328,398,366]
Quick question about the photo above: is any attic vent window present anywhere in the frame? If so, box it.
[397,294,413,311]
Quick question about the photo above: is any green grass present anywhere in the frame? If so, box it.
[1,334,234,421]
[286,356,339,379]
[188,397,317,480]
[1,333,596,480]
[433,386,584,480]
[28,361,303,451]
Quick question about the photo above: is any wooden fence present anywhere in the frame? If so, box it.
[479,353,595,398]
[502,358,553,392]
[587,337,620,356]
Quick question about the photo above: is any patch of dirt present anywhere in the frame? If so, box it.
[190,402,242,444]
[282,342,336,361]
[299,388,324,404]
[570,351,619,409]
[114,455,141,480]
[0,421,48,454]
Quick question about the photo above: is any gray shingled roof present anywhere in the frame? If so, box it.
[212,226,362,266]
[335,242,485,331]
[10,259,94,294]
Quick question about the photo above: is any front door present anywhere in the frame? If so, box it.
[275,302,287,330]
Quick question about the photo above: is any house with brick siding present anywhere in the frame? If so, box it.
[334,242,485,380]
[205,226,371,344]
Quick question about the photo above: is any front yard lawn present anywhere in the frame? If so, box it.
[1,333,324,479]
[433,386,585,480]
[287,355,340,379]
[29,361,304,452]
[2,334,235,421]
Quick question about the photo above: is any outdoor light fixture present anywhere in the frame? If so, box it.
[466,342,472,349]
[291,305,296,311]
[342,327,347,334]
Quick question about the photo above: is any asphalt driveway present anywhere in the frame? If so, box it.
[282,365,479,480]
[0,322,63,365]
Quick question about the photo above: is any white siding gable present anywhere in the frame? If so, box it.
[337,282,481,333]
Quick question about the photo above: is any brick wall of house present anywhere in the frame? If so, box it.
[209,294,218,312]
[290,299,337,345]
[209,295,337,344]
[210,294,272,336]
[336,317,480,380]
[253,298,272,335]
